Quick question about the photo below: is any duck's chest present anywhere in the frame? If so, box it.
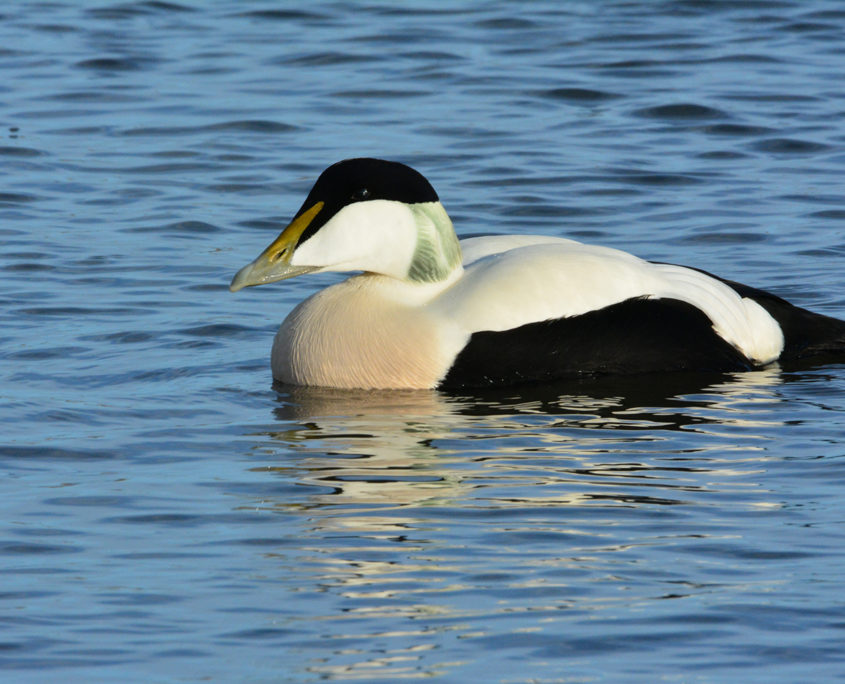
[271,279,466,389]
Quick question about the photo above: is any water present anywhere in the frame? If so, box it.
[2,1,845,681]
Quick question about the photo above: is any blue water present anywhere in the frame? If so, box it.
[2,1,845,682]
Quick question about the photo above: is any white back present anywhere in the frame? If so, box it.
[438,236,784,364]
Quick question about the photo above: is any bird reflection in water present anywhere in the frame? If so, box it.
[241,369,798,680]
[252,368,788,520]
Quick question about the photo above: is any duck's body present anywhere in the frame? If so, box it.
[231,158,845,390]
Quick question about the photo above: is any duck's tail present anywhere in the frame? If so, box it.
[723,278,845,366]
[781,310,845,365]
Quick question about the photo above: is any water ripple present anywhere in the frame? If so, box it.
[1,2,845,682]
[634,103,727,120]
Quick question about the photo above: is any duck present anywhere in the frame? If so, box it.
[230,157,845,390]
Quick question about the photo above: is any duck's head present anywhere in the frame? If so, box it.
[230,158,462,292]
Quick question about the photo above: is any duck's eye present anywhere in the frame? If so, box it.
[350,188,371,201]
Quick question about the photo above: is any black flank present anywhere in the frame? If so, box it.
[440,297,754,390]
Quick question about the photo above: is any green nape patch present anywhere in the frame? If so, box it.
[407,202,462,282]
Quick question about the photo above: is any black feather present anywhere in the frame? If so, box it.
[440,297,753,389]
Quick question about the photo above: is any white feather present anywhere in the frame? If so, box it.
[438,239,665,330]
[459,234,577,265]
[650,263,783,363]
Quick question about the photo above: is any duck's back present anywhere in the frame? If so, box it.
[436,235,844,389]
[444,236,782,354]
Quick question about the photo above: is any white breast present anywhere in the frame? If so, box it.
[272,275,467,389]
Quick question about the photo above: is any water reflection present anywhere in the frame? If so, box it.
[273,367,786,424]
[238,370,794,679]
[253,369,788,516]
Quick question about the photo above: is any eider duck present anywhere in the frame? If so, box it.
[230,158,845,390]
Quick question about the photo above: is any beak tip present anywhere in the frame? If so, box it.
[229,264,253,293]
